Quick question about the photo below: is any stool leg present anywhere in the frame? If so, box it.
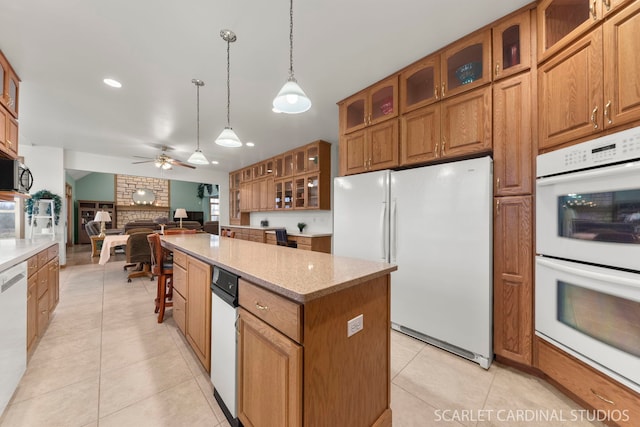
[157,274,166,323]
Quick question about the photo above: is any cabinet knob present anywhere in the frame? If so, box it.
[590,0,597,20]
[590,388,614,405]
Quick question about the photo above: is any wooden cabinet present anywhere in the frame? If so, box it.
[172,255,187,335]
[237,274,391,427]
[0,50,20,118]
[400,55,441,114]
[238,308,303,427]
[27,244,59,356]
[535,338,640,427]
[0,106,18,159]
[77,200,116,244]
[400,104,441,165]
[440,85,493,159]
[539,2,640,151]
[492,10,532,80]
[229,171,248,225]
[340,119,399,175]
[185,255,212,372]
[493,72,533,196]
[339,75,398,135]
[441,29,492,99]
[493,196,533,366]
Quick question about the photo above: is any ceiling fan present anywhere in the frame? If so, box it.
[132,147,195,170]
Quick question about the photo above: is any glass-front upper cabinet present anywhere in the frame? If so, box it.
[0,51,19,118]
[537,0,606,61]
[339,75,398,134]
[400,54,441,113]
[306,144,319,173]
[305,175,320,209]
[265,159,274,176]
[242,167,253,182]
[283,152,294,177]
[294,177,306,208]
[441,29,492,98]
[230,171,241,189]
[492,10,531,80]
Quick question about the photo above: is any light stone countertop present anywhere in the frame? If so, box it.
[263,230,332,238]
[0,238,57,271]
[161,233,395,303]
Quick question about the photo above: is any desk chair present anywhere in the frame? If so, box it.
[275,229,297,248]
[125,231,154,282]
[147,233,173,323]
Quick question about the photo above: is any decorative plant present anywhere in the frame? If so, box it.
[25,189,62,225]
[297,222,307,233]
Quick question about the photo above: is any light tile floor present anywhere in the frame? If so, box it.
[0,246,604,427]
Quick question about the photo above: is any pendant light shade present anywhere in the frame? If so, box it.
[272,0,311,114]
[273,77,311,114]
[188,79,209,165]
[215,29,242,148]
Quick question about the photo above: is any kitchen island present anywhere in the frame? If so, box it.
[161,233,396,427]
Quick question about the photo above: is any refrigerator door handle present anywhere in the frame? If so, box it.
[390,198,397,263]
[380,201,388,261]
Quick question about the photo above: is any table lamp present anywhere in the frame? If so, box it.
[174,208,188,228]
[94,211,112,238]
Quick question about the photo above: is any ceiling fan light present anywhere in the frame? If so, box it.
[161,162,172,170]
[273,77,311,114]
[154,160,162,168]
[215,127,242,148]
[187,149,209,165]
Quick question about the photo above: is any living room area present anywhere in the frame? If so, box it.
[68,170,220,248]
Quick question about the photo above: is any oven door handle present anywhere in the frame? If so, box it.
[536,257,640,289]
[537,161,640,186]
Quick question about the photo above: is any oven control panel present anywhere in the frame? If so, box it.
[537,126,640,177]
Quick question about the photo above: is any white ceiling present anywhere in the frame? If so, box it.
[0,0,532,174]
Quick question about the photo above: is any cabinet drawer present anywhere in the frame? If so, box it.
[37,250,48,268]
[297,244,312,251]
[173,291,186,335]
[37,292,49,336]
[295,236,312,246]
[37,269,48,298]
[239,279,302,343]
[536,338,640,426]
[27,256,38,277]
[48,244,59,260]
[173,250,187,268]
[173,264,187,298]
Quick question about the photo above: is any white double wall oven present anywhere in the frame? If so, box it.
[535,126,640,393]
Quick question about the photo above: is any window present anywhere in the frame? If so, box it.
[0,201,17,239]
[209,196,220,221]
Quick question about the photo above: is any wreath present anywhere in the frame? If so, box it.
[25,189,62,226]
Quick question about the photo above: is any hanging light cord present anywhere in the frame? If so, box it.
[226,37,231,127]
[196,82,201,148]
[288,0,294,79]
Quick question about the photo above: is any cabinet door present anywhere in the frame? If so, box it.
[400,104,440,166]
[293,176,306,209]
[27,274,37,354]
[37,291,50,337]
[274,180,284,210]
[400,54,441,113]
[368,75,399,127]
[305,174,321,209]
[368,119,399,172]
[493,73,532,196]
[441,86,492,158]
[6,113,18,158]
[538,28,603,151]
[261,176,274,211]
[283,152,294,177]
[305,143,320,173]
[0,106,6,156]
[48,257,59,311]
[340,131,367,176]
[251,180,261,211]
[339,92,368,134]
[537,0,602,61]
[283,179,294,210]
[493,196,533,366]
[441,29,492,98]
[240,182,252,212]
[492,10,532,80]
[603,1,640,129]
[186,257,211,372]
[238,309,302,427]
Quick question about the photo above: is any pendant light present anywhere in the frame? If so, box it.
[215,29,242,148]
[272,0,311,114]
[187,79,209,165]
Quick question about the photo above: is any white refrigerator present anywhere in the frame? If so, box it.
[333,156,493,368]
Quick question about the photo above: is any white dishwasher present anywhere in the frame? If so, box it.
[0,261,27,416]
[210,265,240,427]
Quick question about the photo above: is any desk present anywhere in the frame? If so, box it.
[265,231,332,253]
[98,234,129,265]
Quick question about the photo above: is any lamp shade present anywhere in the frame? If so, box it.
[187,149,209,165]
[272,77,311,114]
[174,208,188,219]
[215,127,242,148]
[94,211,112,222]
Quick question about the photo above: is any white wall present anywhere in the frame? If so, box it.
[20,145,67,265]
[250,210,332,234]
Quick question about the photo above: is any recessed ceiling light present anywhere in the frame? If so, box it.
[211,160,219,165]
[246,142,255,147]
[103,78,122,88]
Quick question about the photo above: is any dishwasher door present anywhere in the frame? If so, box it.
[0,261,27,415]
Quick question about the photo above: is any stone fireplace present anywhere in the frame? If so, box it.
[115,175,170,228]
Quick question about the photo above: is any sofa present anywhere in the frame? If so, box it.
[123,218,203,233]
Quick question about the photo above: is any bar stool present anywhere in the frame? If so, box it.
[147,233,174,323]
